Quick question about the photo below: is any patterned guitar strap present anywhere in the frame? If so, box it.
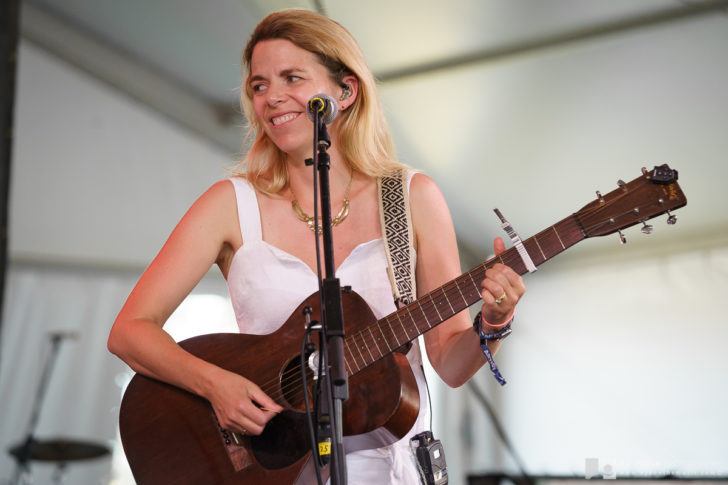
[378,170,417,352]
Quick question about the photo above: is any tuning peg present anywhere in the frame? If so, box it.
[596,190,604,204]
[618,230,627,244]
[618,179,626,190]
[666,210,677,225]
[641,222,654,235]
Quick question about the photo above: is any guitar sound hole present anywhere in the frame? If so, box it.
[280,353,315,409]
[251,354,317,470]
[251,410,309,470]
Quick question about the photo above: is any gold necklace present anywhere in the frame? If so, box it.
[290,171,353,235]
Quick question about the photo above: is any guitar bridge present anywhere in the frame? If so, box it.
[211,409,252,472]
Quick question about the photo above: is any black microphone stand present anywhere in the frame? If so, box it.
[309,105,348,485]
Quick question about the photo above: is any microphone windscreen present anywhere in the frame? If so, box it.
[307,93,339,124]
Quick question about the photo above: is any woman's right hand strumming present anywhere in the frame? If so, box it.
[203,368,283,436]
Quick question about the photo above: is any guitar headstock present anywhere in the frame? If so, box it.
[575,165,687,240]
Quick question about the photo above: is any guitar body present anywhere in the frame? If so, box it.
[119,291,420,485]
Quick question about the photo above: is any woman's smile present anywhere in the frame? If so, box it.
[270,112,300,127]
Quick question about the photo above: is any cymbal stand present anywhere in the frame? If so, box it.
[10,333,68,485]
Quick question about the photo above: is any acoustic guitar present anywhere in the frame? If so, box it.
[119,165,687,484]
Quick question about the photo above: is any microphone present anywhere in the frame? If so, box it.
[307,94,338,125]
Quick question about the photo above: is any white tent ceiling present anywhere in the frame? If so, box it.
[14,0,728,271]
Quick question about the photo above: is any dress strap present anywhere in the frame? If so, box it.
[228,177,263,243]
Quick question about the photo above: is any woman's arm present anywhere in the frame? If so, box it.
[410,174,525,387]
[108,180,282,433]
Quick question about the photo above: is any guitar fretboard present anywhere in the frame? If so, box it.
[342,214,587,375]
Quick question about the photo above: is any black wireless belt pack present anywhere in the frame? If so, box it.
[411,431,448,485]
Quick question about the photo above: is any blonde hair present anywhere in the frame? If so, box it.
[234,9,408,195]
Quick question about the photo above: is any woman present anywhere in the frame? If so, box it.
[108,9,525,484]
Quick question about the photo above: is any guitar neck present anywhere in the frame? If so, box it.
[343,214,587,375]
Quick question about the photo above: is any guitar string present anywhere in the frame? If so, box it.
[359,185,653,373]
[322,196,627,381]
[256,215,592,403]
[257,216,592,402]
[261,231,615,405]
[254,241,547,404]
[258,240,531,406]
[261,273,483,401]
[252,192,659,405]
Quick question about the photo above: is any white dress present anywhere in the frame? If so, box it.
[225,175,428,484]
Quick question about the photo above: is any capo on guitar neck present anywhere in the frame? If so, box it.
[493,208,537,273]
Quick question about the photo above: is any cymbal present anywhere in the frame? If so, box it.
[9,438,110,462]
